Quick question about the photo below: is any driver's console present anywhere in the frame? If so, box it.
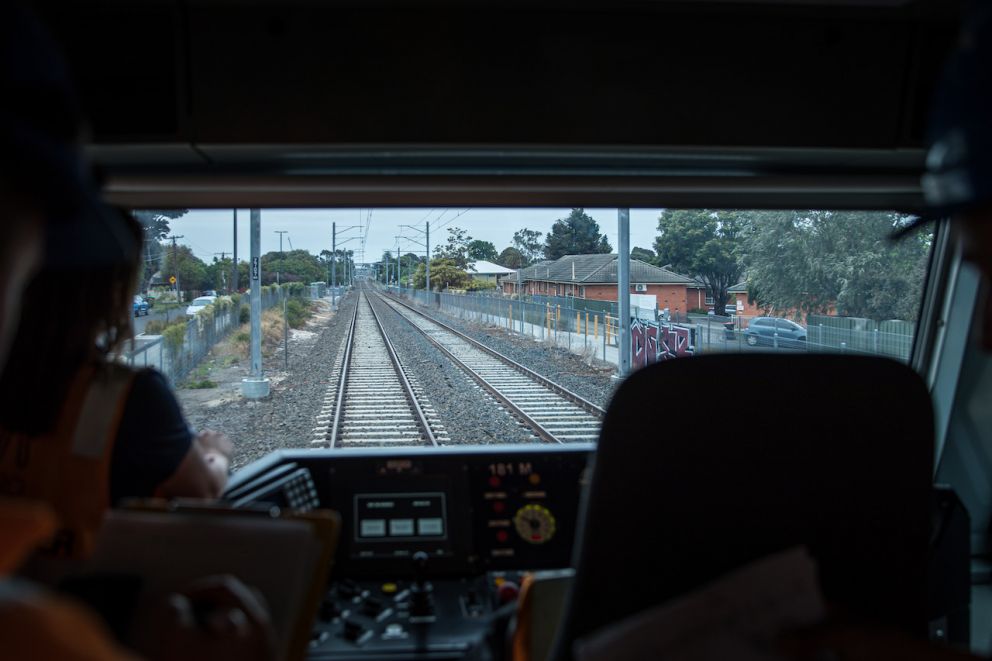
[224,445,594,660]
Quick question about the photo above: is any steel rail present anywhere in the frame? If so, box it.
[328,291,360,448]
[365,293,438,447]
[381,291,606,417]
[374,291,604,444]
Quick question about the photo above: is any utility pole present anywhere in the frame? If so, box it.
[167,234,184,298]
[213,253,228,292]
[331,222,362,308]
[274,230,288,285]
[398,221,431,294]
[232,209,238,292]
[618,208,631,378]
[242,209,269,398]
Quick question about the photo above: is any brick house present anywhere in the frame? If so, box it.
[502,254,696,315]
[727,281,838,320]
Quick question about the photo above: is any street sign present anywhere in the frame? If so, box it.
[169,276,177,284]
[252,257,260,281]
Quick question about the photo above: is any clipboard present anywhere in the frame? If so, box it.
[83,501,340,661]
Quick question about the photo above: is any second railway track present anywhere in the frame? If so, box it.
[373,289,605,444]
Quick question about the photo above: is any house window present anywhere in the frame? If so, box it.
[580,286,586,297]
[705,295,714,305]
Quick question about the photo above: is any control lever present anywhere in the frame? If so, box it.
[409,551,434,618]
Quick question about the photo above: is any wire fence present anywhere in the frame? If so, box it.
[388,286,918,368]
[122,285,309,384]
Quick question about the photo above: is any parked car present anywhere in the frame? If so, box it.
[743,317,807,348]
[185,295,217,317]
[132,295,149,317]
[203,289,218,297]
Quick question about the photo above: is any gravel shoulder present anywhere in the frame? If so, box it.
[385,293,620,409]
[176,294,357,470]
[368,293,537,446]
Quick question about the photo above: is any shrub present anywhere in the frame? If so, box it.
[163,323,186,354]
[185,379,217,389]
[143,316,187,336]
[286,299,312,329]
[239,304,250,324]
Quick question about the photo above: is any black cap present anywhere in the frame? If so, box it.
[0,7,136,267]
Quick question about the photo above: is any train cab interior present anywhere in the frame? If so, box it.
[10,0,992,658]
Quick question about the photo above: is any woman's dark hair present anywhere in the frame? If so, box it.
[0,208,143,435]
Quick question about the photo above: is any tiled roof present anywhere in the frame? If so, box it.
[515,254,694,285]
[727,281,748,293]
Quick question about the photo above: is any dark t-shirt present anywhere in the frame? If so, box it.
[109,370,192,505]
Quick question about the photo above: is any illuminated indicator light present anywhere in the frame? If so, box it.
[494,577,506,587]
[529,473,541,485]
[381,582,398,594]
[496,530,509,543]
[488,476,501,488]
[493,501,505,513]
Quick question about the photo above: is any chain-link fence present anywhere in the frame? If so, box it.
[123,284,308,383]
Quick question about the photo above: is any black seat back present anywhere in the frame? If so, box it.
[553,354,934,660]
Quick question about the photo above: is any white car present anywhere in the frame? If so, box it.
[185,295,217,317]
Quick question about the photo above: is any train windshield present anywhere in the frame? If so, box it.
[125,208,934,468]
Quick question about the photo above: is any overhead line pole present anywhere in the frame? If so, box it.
[232,209,238,292]
[166,234,184,298]
[618,208,631,378]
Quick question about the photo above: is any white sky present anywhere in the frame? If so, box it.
[168,208,665,264]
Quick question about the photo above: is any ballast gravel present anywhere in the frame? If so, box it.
[367,293,537,446]
[177,290,618,469]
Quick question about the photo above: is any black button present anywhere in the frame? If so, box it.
[343,619,365,642]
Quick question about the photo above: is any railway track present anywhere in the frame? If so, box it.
[374,290,605,444]
[313,291,445,448]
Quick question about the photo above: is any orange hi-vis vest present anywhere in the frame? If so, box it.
[0,363,136,560]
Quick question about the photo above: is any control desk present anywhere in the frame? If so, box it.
[224,444,594,660]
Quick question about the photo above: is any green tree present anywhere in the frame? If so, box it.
[433,227,472,268]
[630,246,657,264]
[543,209,611,260]
[205,256,234,292]
[497,246,525,269]
[161,244,209,295]
[412,258,469,291]
[740,211,930,321]
[468,240,498,262]
[132,210,188,290]
[133,209,188,241]
[380,250,395,283]
[512,228,544,265]
[654,210,746,316]
[261,249,325,285]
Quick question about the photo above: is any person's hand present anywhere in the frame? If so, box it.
[133,575,277,661]
[195,430,233,460]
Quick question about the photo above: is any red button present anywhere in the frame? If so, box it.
[497,581,520,605]
[488,476,501,488]
[496,530,509,543]
[493,501,505,513]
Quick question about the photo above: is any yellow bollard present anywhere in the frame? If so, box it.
[510,304,513,331]
[585,311,589,336]
[606,316,611,344]
[556,305,561,323]
[576,312,581,336]
[594,315,599,339]
[546,304,551,334]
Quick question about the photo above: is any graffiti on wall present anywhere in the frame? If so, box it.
[631,318,694,370]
